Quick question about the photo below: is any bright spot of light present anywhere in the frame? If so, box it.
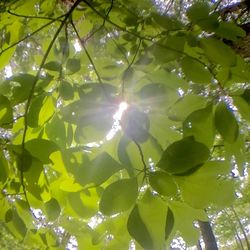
[74,40,82,52]
[4,66,13,78]
[106,102,128,141]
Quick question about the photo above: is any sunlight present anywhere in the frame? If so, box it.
[74,39,82,52]
[106,101,128,141]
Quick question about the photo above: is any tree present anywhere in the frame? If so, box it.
[0,0,250,249]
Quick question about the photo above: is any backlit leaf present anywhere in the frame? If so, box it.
[214,101,239,143]
[181,56,212,84]
[0,94,13,127]
[200,38,236,66]
[44,198,61,221]
[99,178,138,215]
[127,205,153,250]
[149,171,177,196]
[157,137,210,174]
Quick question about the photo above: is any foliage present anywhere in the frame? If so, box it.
[0,0,250,249]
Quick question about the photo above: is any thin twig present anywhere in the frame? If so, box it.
[20,0,82,211]
[0,14,66,55]
[132,139,148,174]
[122,39,141,97]
[70,19,110,99]
[7,10,64,21]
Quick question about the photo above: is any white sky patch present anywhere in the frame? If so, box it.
[74,40,82,52]
[106,102,128,141]
[4,65,13,78]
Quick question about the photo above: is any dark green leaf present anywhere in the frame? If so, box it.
[59,80,74,100]
[165,208,174,240]
[181,56,212,84]
[157,137,210,174]
[215,22,246,41]
[5,209,13,223]
[187,3,219,31]
[200,38,236,66]
[66,58,81,73]
[0,94,13,127]
[127,205,153,250]
[43,61,62,72]
[99,178,138,215]
[214,102,239,143]
[25,139,58,164]
[44,198,61,221]
[10,74,35,105]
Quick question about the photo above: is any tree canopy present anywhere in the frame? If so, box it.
[0,0,250,249]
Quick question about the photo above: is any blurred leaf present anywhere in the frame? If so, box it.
[200,38,236,66]
[181,56,212,84]
[44,198,61,221]
[99,178,138,215]
[183,105,215,148]
[43,61,62,72]
[25,139,58,164]
[66,58,81,73]
[0,94,13,127]
[214,101,239,143]
[59,80,74,100]
[149,171,177,197]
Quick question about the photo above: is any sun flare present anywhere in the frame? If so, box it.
[105,101,128,141]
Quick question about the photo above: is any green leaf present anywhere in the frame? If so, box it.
[149,171,177,196]
[45,115,66,147]
[127,205,153,250]
[0,94,13,127]
[0,150,9,182]
[168,94,207,121]
[76,152,124,186]
[5,209,13,223]
[233,96,250,122]
[99,178,138,215]
[7,210,27,239]
[16,149,33,172]
[152,13,182,30]
[44,198,61,221]
[66,58,81,73]
[214,101,239,143]
[165,208,174,240]
[25,139,58,164]
[215,22,246,42]
[176,161,235,208]
[27,94,55,128]
[169,201,207,245]
[187,3,219,31]
[187,3,209,23]
[59,80,74,100]
[181,56,212,84]
[10,74,35,105]
[157,137,210,174]
[43,61,62,72]
[137,190,169,249]
[183,105,215,148]
[200,38,236,66]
